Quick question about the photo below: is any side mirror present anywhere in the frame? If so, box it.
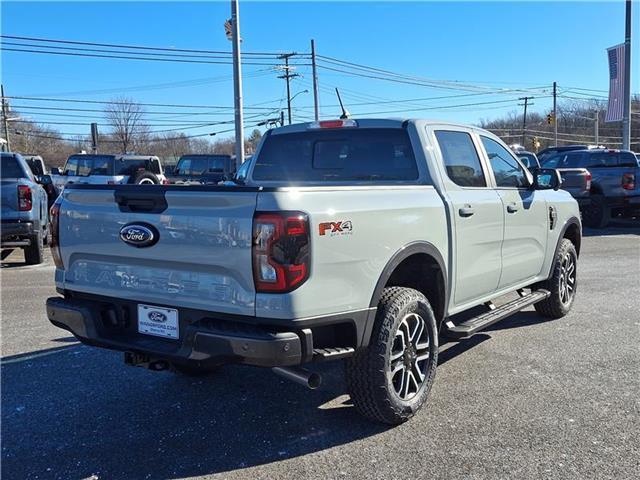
[533,168,562,191]
[36,174,52,185]
[51,167,61,175]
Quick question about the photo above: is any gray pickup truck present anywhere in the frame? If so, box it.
[1,152,49,264]
[46,119,581,424]
[541,148,640,227]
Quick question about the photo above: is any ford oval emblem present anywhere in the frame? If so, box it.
[148,311,168,323]
[119,223,158,248]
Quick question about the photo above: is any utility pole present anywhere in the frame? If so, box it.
[90,122,99,153]
[552,82,558,146]
[311,39,320,121]
[1,84,10,152]
[519,96,534,146]
[278,53,299,125]
[594,110,599,145]
[231,0,245,168]
[280,110,285,127]
[622,0,632,150]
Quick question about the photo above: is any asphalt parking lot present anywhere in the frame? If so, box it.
[1,225,639,480]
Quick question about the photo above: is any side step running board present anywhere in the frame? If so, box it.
[313,347,355,361]
[445,289,550,340]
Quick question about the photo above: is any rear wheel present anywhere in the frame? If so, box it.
[24,232,44,265]
[345,287,438,425]
[535,238,577,319]
[582,194,609,228]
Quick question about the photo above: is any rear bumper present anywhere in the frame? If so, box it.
[46,294,371,368]
[1,220,34,247]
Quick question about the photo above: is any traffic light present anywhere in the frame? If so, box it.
[546,113,555,125]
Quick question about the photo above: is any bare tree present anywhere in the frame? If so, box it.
[104,96,148,154]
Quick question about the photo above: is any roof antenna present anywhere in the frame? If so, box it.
[335,88,351,119]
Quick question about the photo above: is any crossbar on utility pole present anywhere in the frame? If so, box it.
[519,96,534,147]
[1,84,11,152]
[231,0,245,168]
[278,53,299,125]
[311,39,320,121]
[622,0,632,150]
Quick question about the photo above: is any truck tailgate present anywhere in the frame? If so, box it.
[57,186,258,316]
[557,168,590,196]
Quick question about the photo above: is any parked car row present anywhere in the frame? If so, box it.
[510,145,639,228]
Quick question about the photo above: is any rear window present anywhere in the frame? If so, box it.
[115,158,161,175]
[1,156,26,179]
[25,158,45,176]
[542,152,585,168]
[176,155,229,175]
[252,128,418,182]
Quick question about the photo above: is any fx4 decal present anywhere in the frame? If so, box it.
[319,220,353,236]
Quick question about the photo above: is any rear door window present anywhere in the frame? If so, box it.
[90,157,113,175]
[434,130,486,187]
[253,128,419,182]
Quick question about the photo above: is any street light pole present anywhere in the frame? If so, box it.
[231,0,245,168]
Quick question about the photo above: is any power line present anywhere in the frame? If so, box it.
[0,34,297,57]
[5,95,278,110]
[0,47,310,67]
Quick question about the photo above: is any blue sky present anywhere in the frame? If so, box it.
[1,1,638,139]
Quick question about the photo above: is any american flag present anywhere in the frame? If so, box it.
[605,43,626,123]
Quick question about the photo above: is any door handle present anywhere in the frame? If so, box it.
[507,203,519,213]
[458,206,475,217]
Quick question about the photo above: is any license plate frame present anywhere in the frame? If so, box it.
[137,304,179,340]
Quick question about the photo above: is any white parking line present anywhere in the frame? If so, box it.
[1,345,80,365]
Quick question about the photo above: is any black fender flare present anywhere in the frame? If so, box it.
[548,216,581,277]
[359,241,448,346]
[369,241,448,308]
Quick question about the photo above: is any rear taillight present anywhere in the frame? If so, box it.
[162,179,170,185]
[585,171,592,191]
[622,172,635,190]
[252,212,310,293]
[18,185,32,211]
[49,201,64,268]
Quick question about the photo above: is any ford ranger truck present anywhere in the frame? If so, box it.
[46,119,581,425]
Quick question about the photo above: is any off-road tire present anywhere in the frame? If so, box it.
[128,171,160,185]
[345,287,438,425]
[535,238,577,319]
[582,194,609,229]
[24,232,44,265]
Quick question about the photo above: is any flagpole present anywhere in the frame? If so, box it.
[622,0,631,150]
